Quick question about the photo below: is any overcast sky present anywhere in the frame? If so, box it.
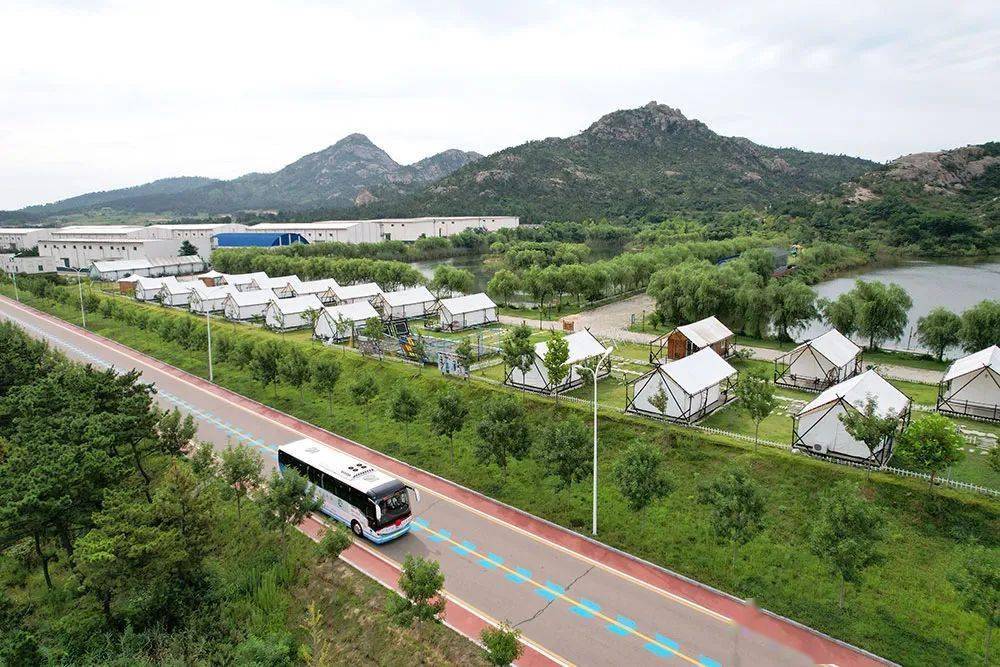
[1,0,998,210]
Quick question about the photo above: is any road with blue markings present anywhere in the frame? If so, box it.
[2,299,818,667]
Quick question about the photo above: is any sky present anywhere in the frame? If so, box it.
[1,0,998,210]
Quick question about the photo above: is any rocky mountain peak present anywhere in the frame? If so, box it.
[583,101,708,143]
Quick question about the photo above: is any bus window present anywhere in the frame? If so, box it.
[307,466,324,489]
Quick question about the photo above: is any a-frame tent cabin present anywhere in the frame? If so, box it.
[626,348,737,423]
[220,272,269,292]
[374,286,438,321]
[134,276,179,301]
[331,282,383,305]
[774,329,862,392]
[257,275,300,298]
[263,294,324,331]
[438,293,499,331]
[158,280,197,307]
[197,270,225,287]
[792,370,911,466]
[292,278,340,304]
[937,345,1000,422]
[649,316,735,364]
[188,284,234,314]
[314,301,380,341]
[505,329,610,394]
[222,288,277,321]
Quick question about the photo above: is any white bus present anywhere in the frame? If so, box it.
[278,438,418,544]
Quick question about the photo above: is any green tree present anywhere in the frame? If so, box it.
[318,524,353,562]
[487,269,521,306]
[178,240,198,256]
[153,460,215,578]
[839,396,902,472]
[647,385,673,443]
[190,440,218,478]
[916,307,962,360]
[959,299,1000,353]
[612,442,673,510]
[851,281,913,350]
[988,446,1000,476]
[481,621,524,667]
[431,389,468,466]
[537,419,590,489]
[767,280,817,341]
[949,544,999,665]
[250,340,282,397]
[454,336,475,374]
[542,332,570,401]
[350,373,379,405]
[279,345,312,397]
[362,316,384,358]
[734,370,776,448]
[220,444,263,521]
[809,481,884,608]
[155,407,198,457]
[500,324,535,380]
[262,469,322,541]
[395,554,446,623]
[475,395,531,478]
[895,414,964,489]
[390,384,421,439]
[311,355,342,414]
[698,466,766,572]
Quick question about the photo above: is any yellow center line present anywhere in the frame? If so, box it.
[419,522,709,666]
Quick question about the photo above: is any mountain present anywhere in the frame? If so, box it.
[6,136,482,221]
[362,102,877,222]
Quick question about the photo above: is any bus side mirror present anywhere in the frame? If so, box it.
[408,486,421,503]
[373,502,382,522]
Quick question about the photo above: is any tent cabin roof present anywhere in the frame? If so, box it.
[534,329,607,366]
[190,283,232,299]
[320,300,379,323]
[659,348,737,395]
[220,271,269,286]
[333,282,383,301]
[160,280,196,296]
[134,275,180,290]
[293,278,340,294]
[197,269,224,279]
[798,369,910,418]
[943,345,1000,382]
[257,275,300,290]
[675,316,734,348]
[225,288,277,307]
[380,285,436,307]
[439,293,497,315]
[266,294,323,315]
[118,275,142,284]
[789,329,861,367]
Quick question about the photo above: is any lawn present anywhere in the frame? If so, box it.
[6,283,1000,667]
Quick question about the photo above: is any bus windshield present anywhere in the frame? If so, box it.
[378,488,410,520]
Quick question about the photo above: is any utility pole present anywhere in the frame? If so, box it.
[76,268,87,328]
[572,346,613,536]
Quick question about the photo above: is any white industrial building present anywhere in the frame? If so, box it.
[792,370,911,466]
[626,348,737,423]
[314,301,380,341]
[505,329,610,394]
[438,293,499,331]
[88,255,207,281]
[146,222,246,257]
[188,284,234,314]
[134,276,180,301]
[245,216,518,244]
[331,282,383,305]
[0,228,47,252]
[223,288,277,321]
[937,346,1000,422]
[291,278,340,304]
[37,225,184,270]
[263,294,324,331]
[1,253,58,274]
[374,286,438,321]
[773,329,863,392]
[158,280,197,307]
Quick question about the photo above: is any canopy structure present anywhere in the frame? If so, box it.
[375,286,438,321]
[314,301,380,341]
[331,282,383,305]
[222,288,277,321]
[937,345,1000,422]
[505,329,610,394]
[438,293,498,331]
[158,280,197,307]
[263,294,324,331]
[292,278,340,303]
[188,284,234,313]
[792,370,911,466]
[774,329,863,392]
[626,348,737,423]
[134,276,180,301]
[649,315,735,363]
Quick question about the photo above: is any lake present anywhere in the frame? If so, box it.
[796,258,1000,355]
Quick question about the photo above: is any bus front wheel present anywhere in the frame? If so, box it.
[351,521,363,538]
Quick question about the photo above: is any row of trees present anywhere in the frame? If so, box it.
[916,301,1000,360]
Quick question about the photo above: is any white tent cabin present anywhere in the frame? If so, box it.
[158,280,197,307]
[257,275,301,298]
[375,286,438,321]
[263,294,325,331]
[937,345,1000,422]
[291,278,340,304]
[188,284,234,314]
[505,329,610,394]
[773,329,863,392]
[649,315,735,364]
[626,348,737,423]
[222,288,277,321]
[196,269,225,287]
[134,276,180,301]
[314,301,380,341]
[792,370,911,466]
[220,272,269,292]
[331,282,383,305]
[438,293,499,331]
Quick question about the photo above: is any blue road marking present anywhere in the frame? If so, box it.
[570,598,601,619]
[451,539,476,556]
[607,615,637,636]
[534,580,565,601]
[478,552,503,569]
[411,518,429,531]
[428,528,451,543]
[697,657,721,667]
[505,566,531,584]
[645,634,680,658]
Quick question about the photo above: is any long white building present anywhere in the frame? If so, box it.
[245,216,518,244]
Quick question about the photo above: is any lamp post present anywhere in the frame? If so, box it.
[75,267,87,328]
[206,309,214,382]
[9,270,18,302]
[572,346,613,536]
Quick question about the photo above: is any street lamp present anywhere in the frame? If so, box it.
[206,309,214,382]
[74,267,87,328]
[572,346,613,536]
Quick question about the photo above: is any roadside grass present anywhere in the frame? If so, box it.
[6,285,999,667]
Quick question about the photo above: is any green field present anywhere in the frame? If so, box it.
[4,282,997,666]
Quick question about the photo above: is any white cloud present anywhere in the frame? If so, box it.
[0,0,997,209]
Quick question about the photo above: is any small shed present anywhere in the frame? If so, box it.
[774,329,862,392]
[197,270,225,287]
[626,348,737,423]
[649,316,735,363]
[792,370,911,466]
[505,329,610,394]
[937,345,1000,422]
[314,301,380,341]
[158,280,197,307]
[134,276,179,301]
[222,288,277,321]
[118,275,141,295]
[263,294,325,331]
[375,286,438,321]
[189,284,233,314]
[292,278,340,304]
[438,293,498,331]
[331,282,384,305]
[220,272,270,292]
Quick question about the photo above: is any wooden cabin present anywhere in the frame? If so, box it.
[649,316,735,364]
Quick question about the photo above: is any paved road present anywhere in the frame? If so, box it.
[2,296,889,667]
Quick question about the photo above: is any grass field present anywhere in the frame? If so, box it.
[6,284,998,666]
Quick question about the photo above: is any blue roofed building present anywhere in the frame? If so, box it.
[212,232,308,248]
